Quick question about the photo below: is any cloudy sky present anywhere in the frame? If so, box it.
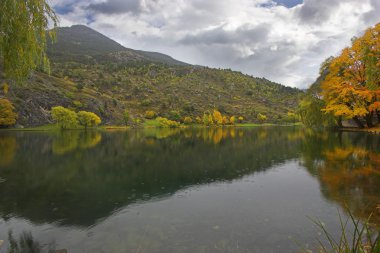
[51,0,380,88]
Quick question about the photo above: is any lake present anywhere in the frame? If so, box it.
[0,127,379,253]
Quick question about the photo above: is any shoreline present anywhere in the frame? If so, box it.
[0,123,302,132]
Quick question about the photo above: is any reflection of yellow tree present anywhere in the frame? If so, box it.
[78,132,102,149]
[52,131,102,155]
[0,136,16,166]
[318,146,380,225]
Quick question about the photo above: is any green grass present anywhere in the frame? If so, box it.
[302,209,379,253]
[143,119,162,128]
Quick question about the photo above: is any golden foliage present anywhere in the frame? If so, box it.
[77,111,101,128]
[0,98,17,126]
[321,23,380,127]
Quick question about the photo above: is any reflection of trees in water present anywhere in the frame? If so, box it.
[0,127,302,227]
[301,131,380,226]
[52,131,102,155]
[0,136,16,167]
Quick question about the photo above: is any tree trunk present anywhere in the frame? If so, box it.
[365,112,373,128]
[337,116,343,128]
[353,116,365,128]
[376,110,380,124]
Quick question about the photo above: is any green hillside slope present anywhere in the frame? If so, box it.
[4,25,302,127]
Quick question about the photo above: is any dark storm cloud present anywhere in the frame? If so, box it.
[87,0,142,14]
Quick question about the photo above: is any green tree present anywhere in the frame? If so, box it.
[77,111,101,129]
[0,0,58,79]
[51,106,78,129]
[0,98,17,127]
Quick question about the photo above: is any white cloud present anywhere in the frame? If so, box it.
[53,0,380,89]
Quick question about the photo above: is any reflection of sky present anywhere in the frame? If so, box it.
[0,161,347,253]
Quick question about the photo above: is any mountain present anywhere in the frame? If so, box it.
[48,25,188,66]
[4,25,302,127]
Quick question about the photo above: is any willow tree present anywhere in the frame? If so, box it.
[0,0,58,79]
[321,23,380,128]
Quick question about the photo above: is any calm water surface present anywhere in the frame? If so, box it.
[0,127,379,253]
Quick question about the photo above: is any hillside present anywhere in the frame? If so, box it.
[4,25,302,127]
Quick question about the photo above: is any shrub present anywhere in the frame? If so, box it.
[51,106,78,129]
[222,116,229,125]
[230,116,236,124]
[77,111,101,128]
[213,110,223,125]
[238,116,244,123]
[203,113,214,126]
[156,117,181,128]
[145,110,156,119]
[72,100,83,108]
[195,116,202,124]
[168,110,181,121]
[257,113,267,121]
[0,98,17,127]
[184,116,192,124]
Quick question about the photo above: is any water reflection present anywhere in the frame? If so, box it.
[0,127,300,227]
[300,131,380,225]
[0,127,379,252]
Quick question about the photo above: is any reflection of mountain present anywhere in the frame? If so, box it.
[0,127,301,227]
[301,131,380,225]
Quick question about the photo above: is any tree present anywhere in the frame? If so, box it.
[321,23,380,128]
[298,94,337,128]
[0,98,17,127]
[51,106,78,129]
[77,111,101,129]
[213,110,223,125]
[0,0,58,79]
[230,116,236,124]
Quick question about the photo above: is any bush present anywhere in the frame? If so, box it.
[0,98,17,127]
[213,110,223,125]
[184,116,192,124]
[156,117,181,128]
[51,106,78,129]
[77,111,101,128]
[203,113,214,126]
[238,116,244,123]
[195,116,202,124]
[230,116,236,124]
[222,116,229,125]
[257,113,267,121]
[168,110,181,121]
[145,110,156,119]
[72,100,83,108]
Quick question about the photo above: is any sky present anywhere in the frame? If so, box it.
[51,0,380,89]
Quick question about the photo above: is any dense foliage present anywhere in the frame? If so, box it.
[78,111,101,128]
[51,106,78,129]
[299,23,380,129]
[321,23,380,128]
[0,98,17,127]
[0,0,58,79]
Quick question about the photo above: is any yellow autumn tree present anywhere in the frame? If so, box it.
[0,98,17,127]
[213,110,223,125]
[77,111,101,129]
[322,23,380,128]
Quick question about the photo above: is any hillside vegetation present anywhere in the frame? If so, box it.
[2,25,302,127]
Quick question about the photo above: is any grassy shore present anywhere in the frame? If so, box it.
[0,121,302,131]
